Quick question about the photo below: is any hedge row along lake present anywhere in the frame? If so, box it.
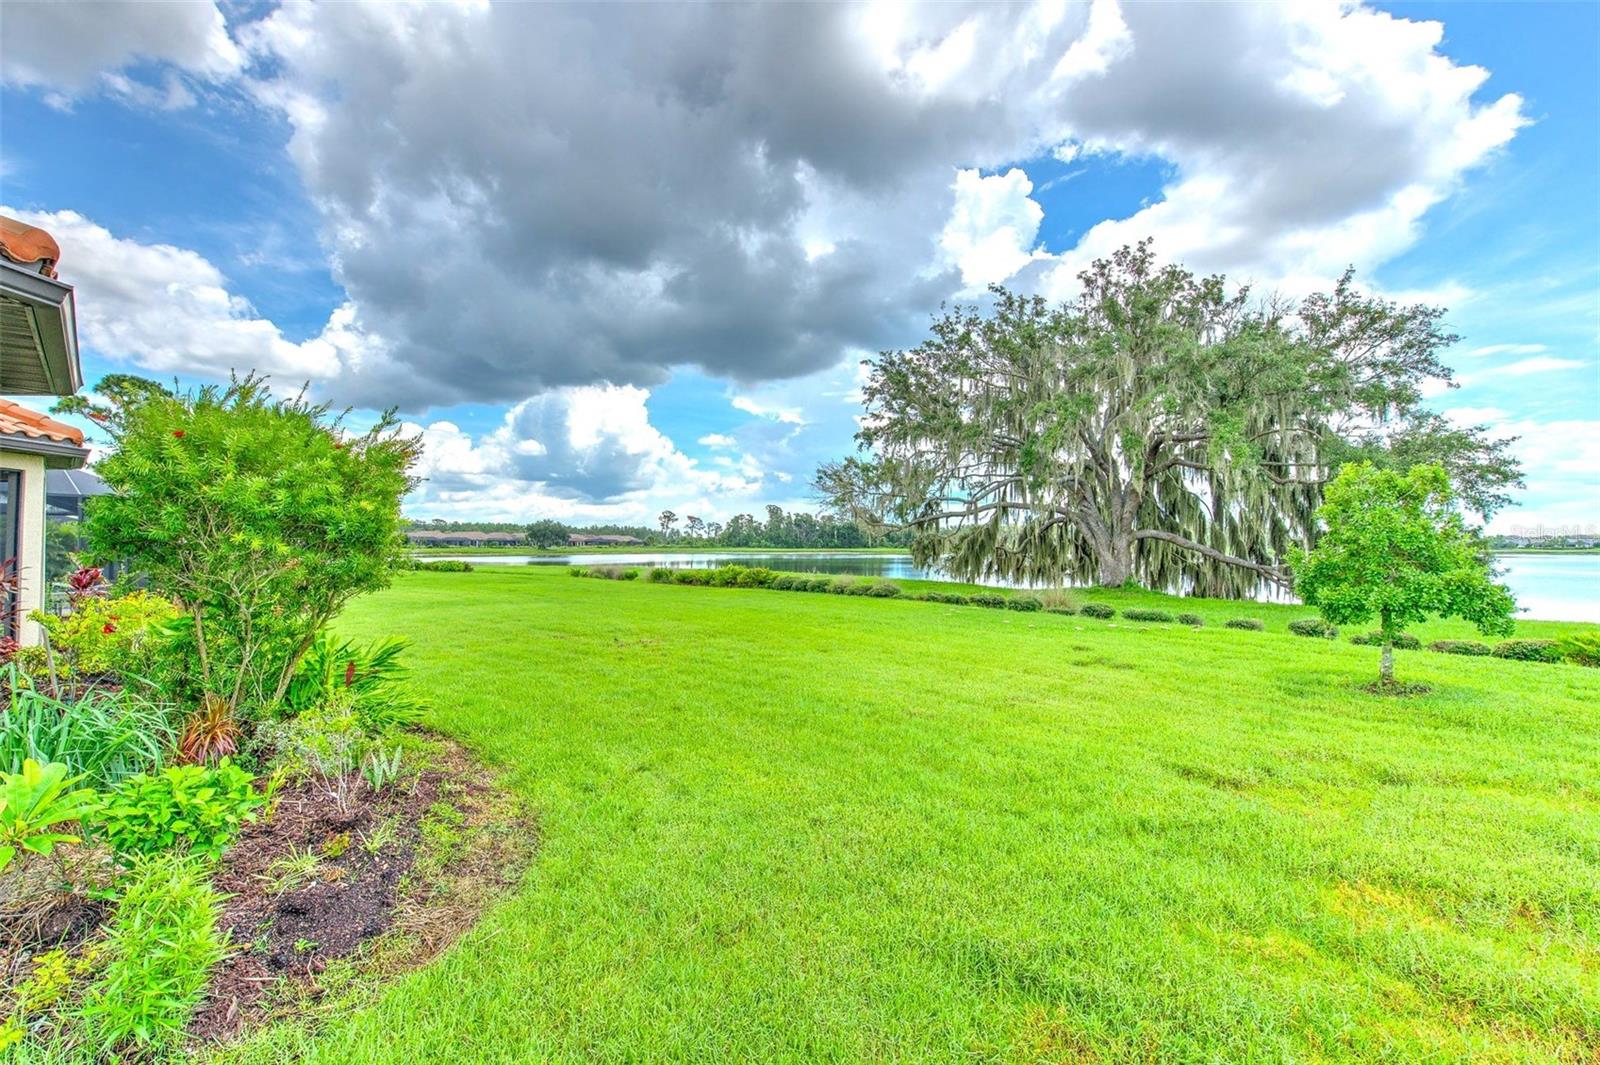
[424,551,1600,622]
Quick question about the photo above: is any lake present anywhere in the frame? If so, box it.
[430,550,1600,622]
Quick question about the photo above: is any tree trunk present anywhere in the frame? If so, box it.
[1380,639,1394,685]
[1097,534,1135,586]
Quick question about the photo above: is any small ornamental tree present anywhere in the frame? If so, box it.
[83,376,420,718]
[1290,462,1514,687]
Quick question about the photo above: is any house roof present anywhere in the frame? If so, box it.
[0,399,84,445]
[0,217,62,278]
[0,399,89,469]
[1,214,80,395]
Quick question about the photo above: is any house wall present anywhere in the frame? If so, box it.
[0,448,47,645]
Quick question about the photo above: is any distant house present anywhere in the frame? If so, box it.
[405,529,526,547]
[567,533,645,547]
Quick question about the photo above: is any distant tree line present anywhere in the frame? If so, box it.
[406,509,908,549]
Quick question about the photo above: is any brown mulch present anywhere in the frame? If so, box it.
[189,740,538,1042]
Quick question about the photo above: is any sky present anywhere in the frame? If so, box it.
[1,0,1595,533]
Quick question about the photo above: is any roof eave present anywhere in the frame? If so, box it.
[0,431,89,469]
[0,259,82,396]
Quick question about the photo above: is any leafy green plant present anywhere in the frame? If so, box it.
[567,566,588,578]
[1287,618,1338,639]
[95,760,265,860]
[282,631,427,734]
[804,577,834,593]
[1491,639,1563,664]
[263,845,323,894]
[649,568,674,583]
[79,853,226,1054]
[968,593,1006,609]
[2,678,176,790]
[1557,632,1600,668]
[1005,595,1043,611]
[1176,613,1204,626]
[1290,463,1514,687]
[1427,639,1491,656]
[1122,608,1175,623]
[32,592,180,679]
[866,582,903,598]
[1224,618,1263,631]
[0,760,101,874]
[1080,603,1116,619]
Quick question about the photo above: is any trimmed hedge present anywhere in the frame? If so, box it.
[1287,618,1338,639]
[1224,618,1264,631]
[1046,606,1079,616]
[1428,639,1491,657]
[1080,603,1116,619]
[1005,595,1044,612]
[970,593,1007,609]
[1350,631,1420,649]
[1122,608,1175,623]
[648,567,674,583]
[412,559,473,572]
[1558,632,1600,668]
[1176,613,1204,627]
[866,581,903,598]
[1492,639,1563,664]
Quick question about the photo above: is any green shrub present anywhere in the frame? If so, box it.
[805,577,833,593]
[1224,618,1264,631]
[928,592,971,606]
[81,375,420,718]
[1080,603,1116,619]
[1038,589,1081,613]
[1122,608,1175,623]
[1287,618,1338,639]
[866,582,902,598]
[32,591,180,678]
[648,567,674,583]
[734,567,777,588]
[1557,631,1600,668]
[770,575,797,591]
[1,683,176,791]
[828,577,855,595]
[567,566,587,578]
[1427,639,1491,657]
[1491,639,1562,664]
[95,760,265,861]
[1176,613,1204,627]
[843,581,874,596]
[673,569,711,586]
[80,853,227,1054]
[1350,631,1420,649]
[414,559,472,572]
[969,593,1007,609]
[1045,606,1077,616]
[282,632,426,734]
[1005,595,1044,612]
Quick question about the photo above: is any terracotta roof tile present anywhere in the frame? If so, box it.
[0,215,62,278]
[0,399,85,446]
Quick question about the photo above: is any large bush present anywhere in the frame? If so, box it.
[1176,613,1204,627]
[1224,618,1264,631]
[1558,632,1600,668]
[1491,639,1562,664]
[1428,639,1491,657]
[82,376,420,718]
[1287,617,1338,639]
[1122,608,1175,623]
[1005,595,1044,612]
[1080,603,1115,619]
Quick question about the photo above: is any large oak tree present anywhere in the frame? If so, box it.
[816,242,1519,595]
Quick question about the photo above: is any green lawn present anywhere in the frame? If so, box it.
[224,568,1600,1063]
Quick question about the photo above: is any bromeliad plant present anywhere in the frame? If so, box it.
[0,759,101,875]
[282,631,427,734]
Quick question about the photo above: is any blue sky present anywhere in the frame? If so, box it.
[2,0,1595,532]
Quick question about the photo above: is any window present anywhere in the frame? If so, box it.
[1,468,20,640]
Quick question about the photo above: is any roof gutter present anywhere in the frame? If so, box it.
[0,258,82,395]
[0,431,88,469]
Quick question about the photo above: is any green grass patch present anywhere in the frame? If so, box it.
[221,566,1600,1063]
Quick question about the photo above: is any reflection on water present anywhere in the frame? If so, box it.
[425,551,1600,622]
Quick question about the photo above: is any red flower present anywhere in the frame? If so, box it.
[173,429,186,438]
[344,661,357,687]
[102,622,117,634]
